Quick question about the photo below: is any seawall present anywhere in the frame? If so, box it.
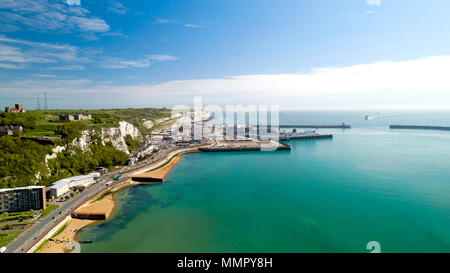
[281,134,333,141]
[199,144,291,152]
[280,124,351,129]
[390,125,450,131]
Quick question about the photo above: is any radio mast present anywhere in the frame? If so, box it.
[37,92,41,110]
[44,91,48,110]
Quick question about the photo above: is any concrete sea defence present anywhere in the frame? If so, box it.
[281,134,333,140]
[71,213,106,221]
[199,146,290,152]
[199,141,291,152]
[131,176,164,183]
[390,125,450,131]
[279,124,351,129]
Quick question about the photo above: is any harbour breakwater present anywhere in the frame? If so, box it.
[280,134,333,141]
[390,125,450,131]
[279,124,351,129]
[199,143,291,152]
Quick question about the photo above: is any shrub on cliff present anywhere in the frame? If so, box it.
[0,136,52,188]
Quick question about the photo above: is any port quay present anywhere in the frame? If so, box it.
[173,119,348,152]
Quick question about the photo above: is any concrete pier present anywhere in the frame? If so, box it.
[281,134,333,141]
[199,140,291,152]
[279,124,351,129]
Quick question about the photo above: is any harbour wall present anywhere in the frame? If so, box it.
[199,145,291,152]
[131,177,164,183]
[71,212,106,221]
[281,134,333,140]
[279,124,351,129]
[390,125,450,131]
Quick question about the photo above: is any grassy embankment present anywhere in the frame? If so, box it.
[39,205,59,219]
[0,211,34,223]
[34,221,68,253]
[0,211,36,247]
[0,231,21,248]
[90,191,113,204]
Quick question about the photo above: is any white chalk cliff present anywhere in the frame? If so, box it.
[72,121,142,154]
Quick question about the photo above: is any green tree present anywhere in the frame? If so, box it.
[56,122,87,144]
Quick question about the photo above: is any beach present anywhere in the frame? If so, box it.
[132,155,182,181]
[38,155,183,253]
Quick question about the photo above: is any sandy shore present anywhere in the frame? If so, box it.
[147,154,182,179]
[38,155,183,253]
[132,155,182,180]
[38,218,95,253]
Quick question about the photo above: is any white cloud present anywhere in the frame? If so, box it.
[98,55,448,101]
[2,55,450,109]
[0,63,19,69]
[154,19,208,29]
[147,55,178,61]
[69,16,110,32]
[0,44,25,63]
[0,35,84,69]
[66,0,81,6]
[154,18,177,24]
[184,24,203,29]
[0,0,48,13]
[108,1,127,15]
[102,58,151,69]
[31,73,58,78]
[0,0,110,34]
[0,36,77,52]
[102,32,127,38]
[0,35,175,70]
[48,64,85,71]
[101,55,177,69]
[366,0,381,6]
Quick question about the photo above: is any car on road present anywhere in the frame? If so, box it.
[113,174,124,180]
[58,211,62,215]
[0,247,6,253]
[96,167,107,172]
[51,216,55,220]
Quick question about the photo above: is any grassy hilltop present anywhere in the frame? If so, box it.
[0,108,172,138]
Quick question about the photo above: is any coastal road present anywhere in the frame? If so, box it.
[5,179,115,253]
[6,145,205,253]
[130,146,204,175]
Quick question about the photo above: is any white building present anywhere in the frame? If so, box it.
[49,173,100,198]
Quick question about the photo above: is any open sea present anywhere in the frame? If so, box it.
[79,110,450,253]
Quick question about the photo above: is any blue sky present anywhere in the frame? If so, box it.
[1,0,450,109]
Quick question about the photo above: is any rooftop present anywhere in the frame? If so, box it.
[51,173,100,189]
[0,186,45,193]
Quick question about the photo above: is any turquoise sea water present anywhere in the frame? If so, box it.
[80,111,450,253]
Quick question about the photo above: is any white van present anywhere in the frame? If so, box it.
[0,247,6,253]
